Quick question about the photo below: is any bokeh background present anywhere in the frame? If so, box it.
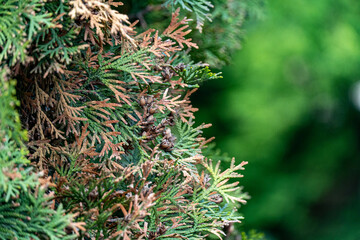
[193,0,360,239]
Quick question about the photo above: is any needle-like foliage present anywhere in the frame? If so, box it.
[0,0,256,239]
[164,0,213,32]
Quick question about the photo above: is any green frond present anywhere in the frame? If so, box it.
[0,0,53,65]
[202,158,249,204]
[164,0,214,32]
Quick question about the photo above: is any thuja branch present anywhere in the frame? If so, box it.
[0,0,253,239]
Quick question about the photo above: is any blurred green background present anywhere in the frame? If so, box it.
[193,0,360,239]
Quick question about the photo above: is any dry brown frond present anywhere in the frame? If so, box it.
[163,8,198,49]
[69,0,135,44]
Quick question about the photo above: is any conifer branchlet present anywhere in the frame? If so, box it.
[0,0,260,239]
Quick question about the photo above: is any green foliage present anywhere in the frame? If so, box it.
[240,230,266,240]
[124,0,265,68]
[164,0,213,32]
[173,65,223,87]
[0,0,53,65]
[0,70,27,144]
[194,0,360,239]
[0,191,73,240]
[190,0,265,67]
[0,140,33,202]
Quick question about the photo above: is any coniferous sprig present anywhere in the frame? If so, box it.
[0,0,53,65]
[0,0,256,238]
[144,0,265,67]
[164,0,214,32]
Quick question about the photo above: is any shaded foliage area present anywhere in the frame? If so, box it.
[0,68,73,240]
[123,0,265,68]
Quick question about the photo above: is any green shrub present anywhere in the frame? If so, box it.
[0,0,261,239]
